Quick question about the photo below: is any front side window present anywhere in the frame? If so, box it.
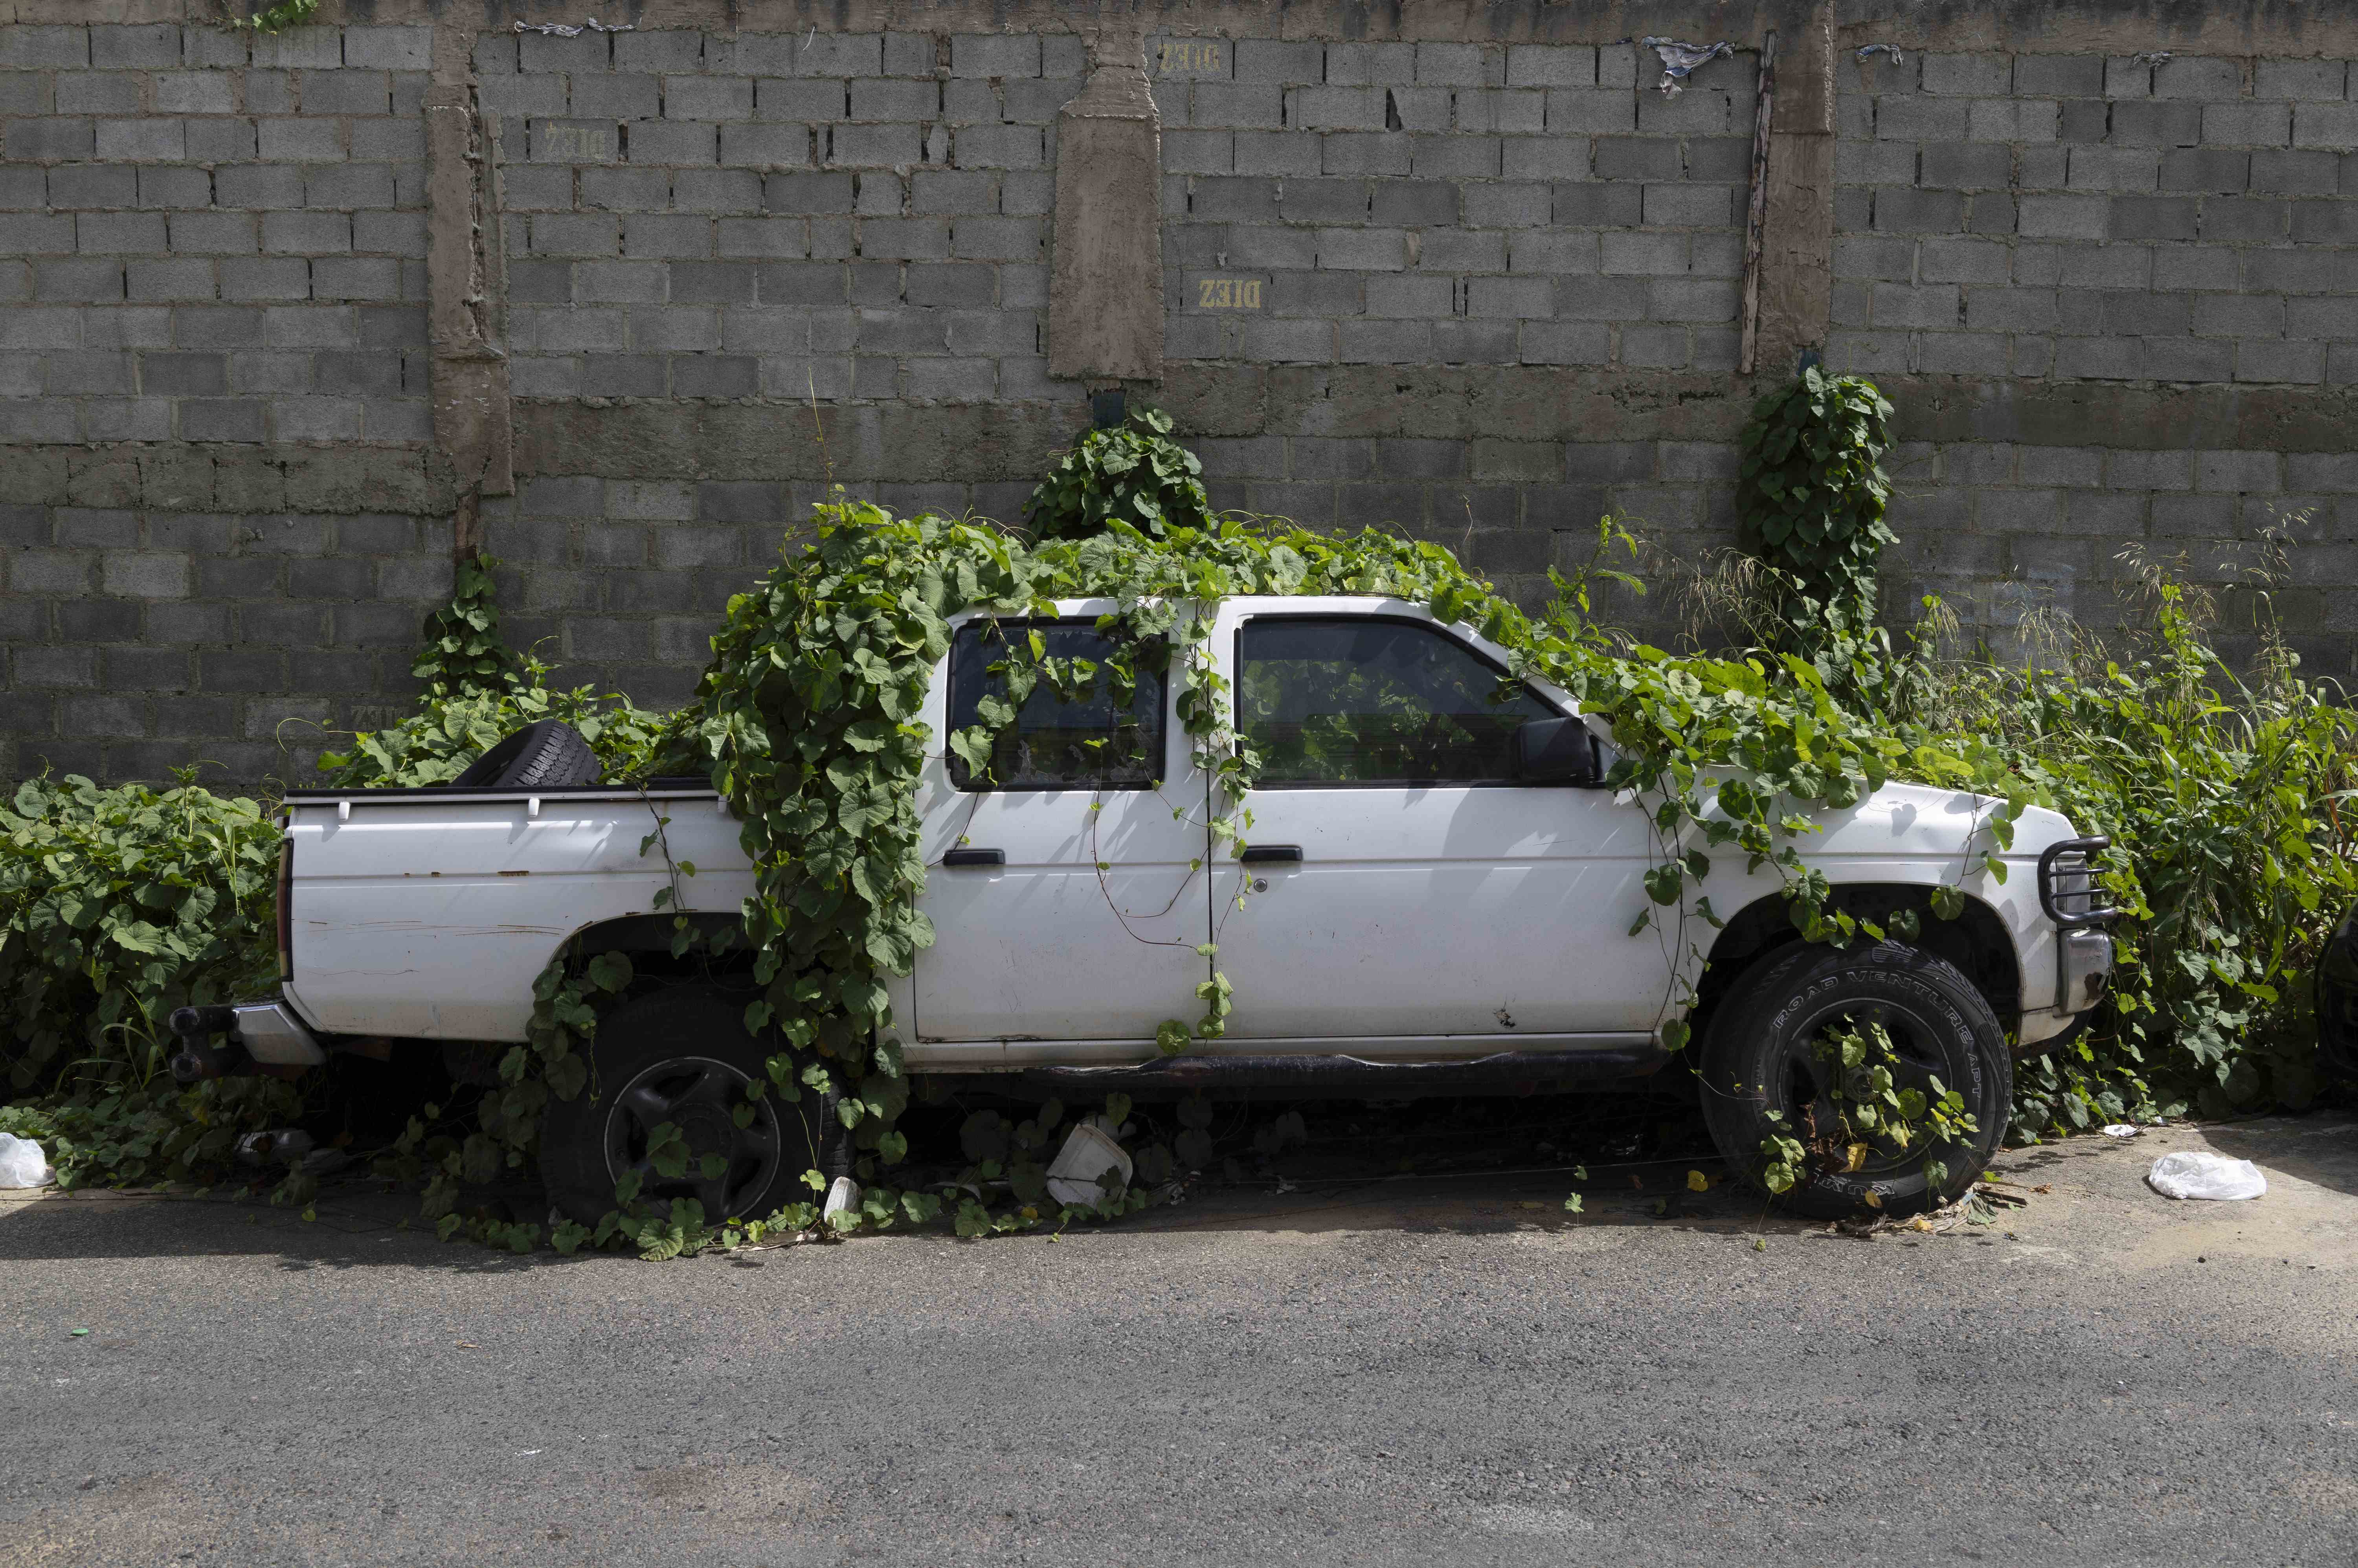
[1238,617,1558,786]
[948,621,1165,790]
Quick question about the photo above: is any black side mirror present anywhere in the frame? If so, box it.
[1514,716,1599,784]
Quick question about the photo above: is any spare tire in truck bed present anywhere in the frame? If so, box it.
[448,720,601,790]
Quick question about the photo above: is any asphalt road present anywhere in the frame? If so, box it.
[4,1114,2355,1568]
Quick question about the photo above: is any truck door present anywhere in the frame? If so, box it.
[910,615,1212,1059]
[1207,605,1668,1045]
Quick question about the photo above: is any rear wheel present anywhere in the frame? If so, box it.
[540,984,834,1227]
[1699,942,2011,1219]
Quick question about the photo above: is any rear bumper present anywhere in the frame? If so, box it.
[168,999,326,1082]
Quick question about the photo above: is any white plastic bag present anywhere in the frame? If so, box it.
[2147,1151,2266,1201]
[0,1132,55,1189]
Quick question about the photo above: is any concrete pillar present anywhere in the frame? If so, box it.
[1753,4,1836,376]
[1048,26,1162,386]
[425,25,514,557]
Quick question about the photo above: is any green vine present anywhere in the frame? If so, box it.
[1735,367,1899,684]
[222,0,320,34]
[411,554,512,700]
[1024,406,1214,542]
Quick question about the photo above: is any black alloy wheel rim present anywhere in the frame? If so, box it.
[1773,999,1957,1182]
[602,1056,784,1220]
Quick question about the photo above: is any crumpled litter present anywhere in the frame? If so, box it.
[1855,44,1905,66]
[514,17,634,36]
[2131,51,2173,67]
[1640,37,1734,97]
[2147,1150,2267,1201]
[0,1132,55,1189]
[2101,1123,2143,1138]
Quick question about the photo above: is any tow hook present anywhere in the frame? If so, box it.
[168,1006,252,1083]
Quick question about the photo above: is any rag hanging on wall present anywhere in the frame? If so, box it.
[1639,37,1734,96]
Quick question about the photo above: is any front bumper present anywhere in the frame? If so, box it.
[2039,835,2119,1019]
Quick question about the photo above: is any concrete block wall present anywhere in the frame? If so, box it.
[0,444,450,783]
[0,22,430,445]
[1831,51,2358,385]
[5,4,2358,784]
[485,25,1082,406]
[1159,39,1754,375]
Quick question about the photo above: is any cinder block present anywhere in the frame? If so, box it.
[479,73,568,118]
[1552,183,1644,229]
[2255,61,2347,101]
[946,123,1039,169]
[305,163,396,208]
[1507,45,1594,88]
[673,167,764,211]
[1405,135,1497,178]
[1875,96,1970,141]
[1324,42,1416,87]
[56,72,139,117]
[299,69,392,116]
[951,34,1040,79]
[2294,103,2358,149]
[1508,229,1598,274]
[3,212,74,255]
[96,118,189,161]
[2016,193,2108,238]
[2012,56,2104,98]
[1509,321,1603,365]
[1921,53,2011,96]
[1416,229,1506,271]
[628,212,717,257]
[569,73,661,120]
[1453,181,1545,229]
[1315,227,1409,271]
[613,29,704,74]
[2110,101,2204,147]
[1969,99,2059,143]
[1921,141,2013,190]
[2198,196,2287,241]
[1641,183,1733,226]
[1915,235,2006,283]
[2250,148,2341,194]
[258,117,344,161]
[339,25,430,70]
[35,257,125,300]
[662,75,752,120]
[2152,56,2242,101]
[4,26,91,68]
[2111,196,2198,240]
[1322,132,1413,177]
[2066,146,2160,192]
[1500,134,1588,180]
[629,121,718,163]
[1873,187,1967,233]
[1464,275,1552,317]
[1234,40,1323,85]
[2202,103,2292,147]
[2052,336,2141,378]
[1914,331,2009,375]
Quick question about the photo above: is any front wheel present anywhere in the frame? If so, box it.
[1699,942,2011,1219]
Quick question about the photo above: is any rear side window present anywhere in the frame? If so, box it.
[948,621,1166,790]
[1238,617,1557,786]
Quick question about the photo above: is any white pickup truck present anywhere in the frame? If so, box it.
[179,596,2115,1221]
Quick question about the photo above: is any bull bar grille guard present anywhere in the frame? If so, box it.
[2037,836,2120,931]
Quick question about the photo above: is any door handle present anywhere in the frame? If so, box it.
[942,847,1003,867]
[1238,844,1302,864]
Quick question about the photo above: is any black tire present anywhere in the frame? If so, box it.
[1699,941,2011,1219]
[450,719,601,790]
[540,984,834,1227]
